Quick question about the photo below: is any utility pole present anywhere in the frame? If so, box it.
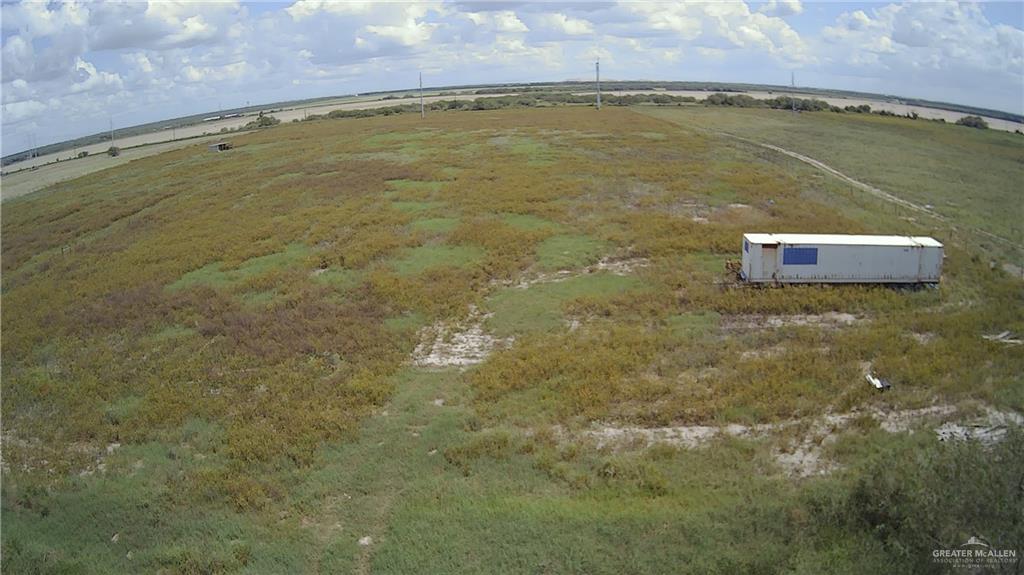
[109,117,115,143]
[419,71,425,119]
[790,72,796,113]
[596,59,601,110]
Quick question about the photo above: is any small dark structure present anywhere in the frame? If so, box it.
[208,142,233,152]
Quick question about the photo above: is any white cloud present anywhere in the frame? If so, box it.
[540,13,594,36]
[286,0,373,20]
[1,1,89,40]
[467,10,529,33]
[180,61,251,83]
[1,35,34,83]
[820,3,1021,74]
[69,58,124,94]
[365,5,438,47]
[622,1,811,63]
[759,0,803,17]
[2,99,47,123]
[123,53,155,74]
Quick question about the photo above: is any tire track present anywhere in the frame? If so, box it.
[717,131,1020,251]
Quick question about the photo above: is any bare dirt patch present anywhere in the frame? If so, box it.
[412,306,511,368]
[934,407,1024,444]
[723,312,862,330]
[510,255,649,289]
[573,402,1022,477]
[982,331,1023,345]
[772,442,838,478]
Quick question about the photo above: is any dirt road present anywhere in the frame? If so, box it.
[2,135,235,201]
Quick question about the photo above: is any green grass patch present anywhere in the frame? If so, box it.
[500,213,562,232]
[391,200,445,214]
[383,312,427,333]
[411,217,460,233]
[311,267,360,291]
[386,179,444,195]
[534,234,608,271]
[489,134,557,165]
[389,244,486,276]
[685,252,731,275]
[167,243,310,291]
[239,289,278,307]
[145,325,197,342]
[486,273,643,337]
[665,312,721,338]
[365,130,439,146]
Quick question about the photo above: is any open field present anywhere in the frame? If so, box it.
[3,106,1023,573]
[7,83,1019,189]
[1,135,250,201]
[641,106,1024,264]
[2,91,518,176]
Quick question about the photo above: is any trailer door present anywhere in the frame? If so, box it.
[762,244,778,279]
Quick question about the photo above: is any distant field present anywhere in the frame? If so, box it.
[604,89,1024,132]
[1,134,245,201]
[3,107,1022,573]
[2,91,517,175]
[641,106,1024,263]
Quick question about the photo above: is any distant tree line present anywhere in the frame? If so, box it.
[244,114,281,129]
[955,115,989,129]
[297,92,1004,133]
[700,93,992,128]
[704,92,834,112]
[306,92,700,122]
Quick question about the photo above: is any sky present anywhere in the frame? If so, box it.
[2,1,1023,156]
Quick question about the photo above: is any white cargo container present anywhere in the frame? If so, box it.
[740,233,943,284]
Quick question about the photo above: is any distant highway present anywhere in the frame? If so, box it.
[3,90,516,175]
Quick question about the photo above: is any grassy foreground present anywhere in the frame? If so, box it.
[2,106,1022,573]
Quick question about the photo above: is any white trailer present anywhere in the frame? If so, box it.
[740,233,943,284]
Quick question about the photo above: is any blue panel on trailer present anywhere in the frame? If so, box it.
[744,239,749,253]
[783,247,818,265]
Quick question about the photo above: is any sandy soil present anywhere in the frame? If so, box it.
[412,306,512,369]
[508,256,649,289]
[722,312,862,330]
